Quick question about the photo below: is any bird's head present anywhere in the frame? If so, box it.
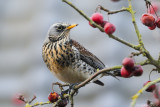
[46,23,78,42]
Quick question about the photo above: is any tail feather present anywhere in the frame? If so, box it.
[93,69,121,86]
[93,80,104,86]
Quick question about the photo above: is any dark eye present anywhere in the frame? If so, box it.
[56,25,65,32]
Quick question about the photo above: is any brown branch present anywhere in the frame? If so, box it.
[69,94,74,107]
[28,95,36,104]
[70,66,121,95]
[52,82,70,91]
[99,5,128,14]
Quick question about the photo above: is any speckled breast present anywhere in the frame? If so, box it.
[42,40,95,83]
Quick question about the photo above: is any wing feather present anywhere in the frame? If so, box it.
[71,39,105,69]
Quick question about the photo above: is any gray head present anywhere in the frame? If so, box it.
[45,23,78,43]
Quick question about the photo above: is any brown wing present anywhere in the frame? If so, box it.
[71,39,105,70]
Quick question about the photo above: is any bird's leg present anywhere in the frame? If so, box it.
[52,82,70,91]
[60,83,79,99]
[60,89,69,98]
[52,82,70,98]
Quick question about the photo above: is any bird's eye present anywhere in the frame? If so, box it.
[56,25,65,32]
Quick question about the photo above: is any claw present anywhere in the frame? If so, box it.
[68,83,79,96]
[60,89,69,98]
[60,83,79,98]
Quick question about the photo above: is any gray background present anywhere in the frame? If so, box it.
[1,0,160,107]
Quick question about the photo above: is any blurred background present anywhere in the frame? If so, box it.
[1,0,160,107]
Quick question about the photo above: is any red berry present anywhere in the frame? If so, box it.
[90,13,103,24]
[148,23,156,30]
[101,21,108,28]
[156,17,160,28]
[141,13,155,27]
[104,23,116,35]
[120,66,132,78]
[143,81,156,92]
[122,57,134,70]
[48,92,59,103]
[133,65,143,76]
[12,93,25,105]
[58,98,68,107]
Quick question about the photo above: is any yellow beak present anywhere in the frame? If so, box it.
[66,24,78,30]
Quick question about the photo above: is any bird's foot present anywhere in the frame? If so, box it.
[60,89,69,98]
[68,83,79,96]
[60,83,79,98]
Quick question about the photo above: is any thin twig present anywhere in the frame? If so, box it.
[52,82,70,91]
[99,5,128,14]
[69,94,74,107]
[149,68,157,81]
[109,34,139,50]
[136,59,150,66]
[131,78,160,107]
[29,95,36,104]
[130,52,142,57]
[158,52,160,63]
[25,101,51,107]
[128,0,144,48]
[52,94,69,107]
[74,66,121,90]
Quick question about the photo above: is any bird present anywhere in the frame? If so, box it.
[42,22,106,86]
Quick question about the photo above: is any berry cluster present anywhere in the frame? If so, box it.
[120,57,143,78]
[89,13,116,35]
[141,2,160,30]
[48,91,68,107]
[141,14,160,30]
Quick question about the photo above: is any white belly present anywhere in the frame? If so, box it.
[52,67,87,83]
[52,60,97,84]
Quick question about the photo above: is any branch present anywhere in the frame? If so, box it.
[109,34,139,50]
[25,101,51,107]
[25,94,69,107]
[137,59,150,66]
[52,94,69,107]
[127,0,144,48]
[158,52,160,63]
[62,0,138,50]
[99,5,128,14]
[70,65,121,95]
[69,94,74,107]
[131,78,160,107]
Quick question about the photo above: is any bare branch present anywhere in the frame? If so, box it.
[99,5,128,14]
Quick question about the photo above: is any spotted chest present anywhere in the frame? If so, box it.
[42,39,79,72]
[42,39,96,83]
